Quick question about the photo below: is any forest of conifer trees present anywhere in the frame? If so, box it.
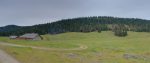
[0,16,150,37]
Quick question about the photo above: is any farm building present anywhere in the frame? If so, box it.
[9,36,18,39]
[19,33,42,40]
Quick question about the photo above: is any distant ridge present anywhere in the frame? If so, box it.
[0,25,21,32]
[0,16,150,36]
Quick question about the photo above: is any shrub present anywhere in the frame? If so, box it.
[114,30,128,37]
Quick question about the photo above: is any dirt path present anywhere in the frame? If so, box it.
[0,42,88,51]
[0,41,88,63]
[0,49,20,63]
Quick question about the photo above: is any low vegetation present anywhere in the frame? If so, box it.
[0,31,150,63]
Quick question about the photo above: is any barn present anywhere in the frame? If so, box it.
[19,33,42,40]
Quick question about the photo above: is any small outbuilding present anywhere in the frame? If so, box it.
[9,36,18,39]
[19,33,42,40]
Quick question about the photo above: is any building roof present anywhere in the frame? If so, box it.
[20,33,39,39]
[9,36,18,38]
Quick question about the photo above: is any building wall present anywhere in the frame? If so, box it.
[33,36,42,40]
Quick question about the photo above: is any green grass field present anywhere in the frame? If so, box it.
[0,31,150,63]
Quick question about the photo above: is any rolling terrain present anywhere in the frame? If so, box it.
[0,31,150,63]
[0,16,150,36]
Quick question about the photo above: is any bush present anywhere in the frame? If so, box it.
[114,30,128,37]
[98,30,101,33]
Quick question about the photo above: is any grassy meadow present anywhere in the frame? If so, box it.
[0,31,150,63]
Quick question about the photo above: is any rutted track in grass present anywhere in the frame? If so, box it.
[0,42,88,51]
[0,49,20,63]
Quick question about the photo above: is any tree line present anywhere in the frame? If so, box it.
[0,16,150,37]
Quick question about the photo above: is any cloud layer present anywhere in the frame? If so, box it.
[0,0,150,26]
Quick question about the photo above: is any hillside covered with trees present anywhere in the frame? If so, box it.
[0,16,150,37]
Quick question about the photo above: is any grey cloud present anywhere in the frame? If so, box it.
[0,0,150,26]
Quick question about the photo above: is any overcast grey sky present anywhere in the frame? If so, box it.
[0,0,150,26]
